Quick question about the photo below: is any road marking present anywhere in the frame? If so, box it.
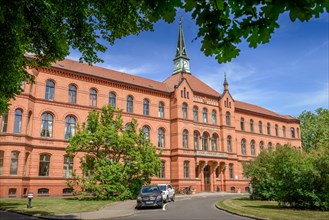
[163,203,167,211]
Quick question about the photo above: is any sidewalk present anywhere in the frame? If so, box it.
[41,192,248,220]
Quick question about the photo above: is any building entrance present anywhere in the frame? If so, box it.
[204,165,211,191]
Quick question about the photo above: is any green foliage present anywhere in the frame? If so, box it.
[298,108,329,151]
[66,105,161,200]
[244,144,329,210]
[1,0,328,114]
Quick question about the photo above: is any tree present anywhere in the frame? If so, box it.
[1,0,328,114]
[298,108,329,151]
[66,105,161,200]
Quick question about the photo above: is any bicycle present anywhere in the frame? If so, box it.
[180,186,192,195]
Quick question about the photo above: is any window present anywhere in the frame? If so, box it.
[240,118,245,131]
[39,154,50,176]
[159,160,165,178]
[63,188,73,195]
[126,96,133,113]
[268,142,273,152]
[282,126,286,137]
[158,102,164,118]
[184,161,190,178]
[250,119,254,132]
[211,134,218,151]
[63,156,73,178]
[267,123,271,135]
[251,140,256,156]
[290,127,295,138]
[215,166,220,179]
[183,129,188,148]
[193,106,198,122]
[142,126,150,140]
[10,151,19,175]
[68,84,77,104]
[227,135,232,152]
[202,133,208,151]
[38,188,49,195]
[1,112,8,133]
[229,164,234,179]
[109,92,116,107]
[259,121,263,134]
[0,151,4,175]
[45,80,55,100]
[89,88,97,107]
[8,188,16,197]
[143,99,149,116]
[182,103,187,119]
[158,128,165,148]
[275,124,279,136]
[64,115,76,140]
[241,139,247,155]
[41,112,53,137]
[212,110,217,124]
[226,112,231,126]
[259,141,264,151]
[202,108,208,123]
[14,109,23,133]
[193,131,199,150]
[26,112,32,135]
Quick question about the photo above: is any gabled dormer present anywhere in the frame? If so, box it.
[220,73,235,127]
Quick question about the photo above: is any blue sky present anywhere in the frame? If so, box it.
[68,12,328,117]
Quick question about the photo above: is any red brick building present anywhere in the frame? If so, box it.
[0,22,301,198]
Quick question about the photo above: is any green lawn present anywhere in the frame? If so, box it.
[0,197,111,216]
[216,198,329,220]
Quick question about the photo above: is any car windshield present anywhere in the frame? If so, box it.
[141,186,160,194]
[158,185,166,191]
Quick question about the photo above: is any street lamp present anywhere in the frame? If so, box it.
[27,192,34,208]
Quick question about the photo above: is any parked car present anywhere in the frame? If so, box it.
[136,185,164,209]
[158,184,175,202]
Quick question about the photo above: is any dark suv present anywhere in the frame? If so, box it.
[136,185,164,209]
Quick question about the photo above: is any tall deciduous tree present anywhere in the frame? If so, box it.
[1,0,328,113]
[66,105,161,200]
[298,108,329,151]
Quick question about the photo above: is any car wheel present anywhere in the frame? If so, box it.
[171,194,175,202]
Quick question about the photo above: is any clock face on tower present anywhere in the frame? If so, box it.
[183,60,188,69]
[175,60,180,69]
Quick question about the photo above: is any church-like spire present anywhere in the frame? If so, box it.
[223,72,229,91]
[173,18,190,74]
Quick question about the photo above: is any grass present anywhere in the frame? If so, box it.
[216,197,329,220]
[0,197,111,217]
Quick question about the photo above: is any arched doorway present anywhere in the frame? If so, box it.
[204,165,211,191]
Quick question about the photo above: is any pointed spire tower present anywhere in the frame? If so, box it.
[173,18,190,74]
[223,72,229,91]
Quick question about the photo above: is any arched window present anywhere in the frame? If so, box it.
[268,142,273,152]
[158,128,165,148]
[259,141,264,151]
[63,156,73,178]
[68,84,77,104]
[202,108,208,123]
[126,95,133,113]
[109,92,116,107]
[0,112,8,133]
[10,151,19,175]
[38,188,49,195]
[250,119,254,132]
[14,109,23,133]
[158,102,164,118]
[282,126,286,137]
[226,112,231,126]
[229,164,234,179]
[290,127,295,138]
[211,134,218,151]
[143,99,149,116]
[275,124,278,136]
[193,106,198,122]
[142,126,150,140]
[241,139,247,155]
[240,118,245,131]
[0,151,4,175]
[202,132,209,151]
[39,154,50,176]
[259,121,263,134]
[41,112,53,137]
[183,129,188,148]
[182,103,188,119]
[184,161,190,178]
[250,140,256,156]
[193,131,199,150]
[45,80,55,100]
[212,110,217,124]
[267,123,271,135]
[159,160,165,178]
[227,135,232,152]
[63,188,73,195]
[89,88,97,107]
[64,115,76,140]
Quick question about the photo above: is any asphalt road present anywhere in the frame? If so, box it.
[114,194,252,220]
[0,210,40,220]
